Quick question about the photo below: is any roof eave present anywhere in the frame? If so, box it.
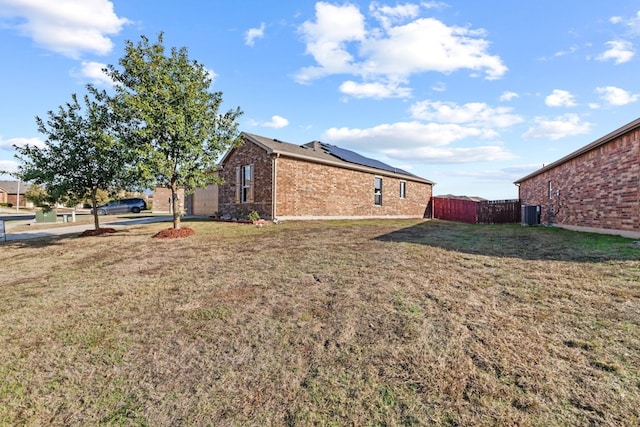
[227,132,434,185]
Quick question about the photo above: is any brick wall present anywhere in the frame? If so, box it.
[219,141,273,218]
[518,129,640,233]
[274,157,431,218]
[2,193,26,207]
[219,140,432,219]
[153,187,185,213]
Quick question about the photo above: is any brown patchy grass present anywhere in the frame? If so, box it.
[0,219,639,426]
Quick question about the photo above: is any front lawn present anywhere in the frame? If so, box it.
[1,219,638,425]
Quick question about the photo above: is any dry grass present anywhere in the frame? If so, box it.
[1,219,639,426]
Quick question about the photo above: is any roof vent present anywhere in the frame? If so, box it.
[302,140,323,151]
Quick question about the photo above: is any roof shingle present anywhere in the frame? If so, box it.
[239,132,434,184]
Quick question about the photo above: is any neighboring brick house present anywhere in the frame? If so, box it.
[0,181,31,208]
[217,132,434,220]
[514,117,640,238]
[152,187,185,213]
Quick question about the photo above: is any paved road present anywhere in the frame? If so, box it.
[0,214,35,222]
[1,215,175,242]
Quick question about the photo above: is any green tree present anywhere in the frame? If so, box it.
[15,89,137,230]
[24,184,52,210]
[89,188,111,207]
[106,33,243,229]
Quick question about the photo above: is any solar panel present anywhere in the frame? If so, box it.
[321,143,413,176]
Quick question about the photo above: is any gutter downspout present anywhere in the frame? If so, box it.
[272,153,279,220]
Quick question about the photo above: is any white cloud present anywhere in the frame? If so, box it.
[610,16,623,25]
[0,137,44,150]
[0,0,130,58]
[595,86,640,106]
[409,100,523,128]
[499,91,518,102]
[245,22,266,47]
[253,115,289,129]
[596,40,634,64]
[522,114,592,140]
[339,80,411,98]
[421,1,449,10]
[0,159,19,175]
[553,45,578,58]
[322,121,513,163]
[296,2,366,82]
[431,81,447,92]
[205,68,218,84]
[630,11,640,34]
[73,61,113,86]
[325,121,496,148]
[545,89,577,107]
[382,145,515,163]
[360,18,507,80]
[370,2,420,30]
[295,2,507,95]
[610,10,640,34]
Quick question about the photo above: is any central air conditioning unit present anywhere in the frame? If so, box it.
[521,205,541,226]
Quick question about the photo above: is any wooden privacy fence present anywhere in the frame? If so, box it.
[431,198,521,224]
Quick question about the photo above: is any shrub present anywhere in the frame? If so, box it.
[248,210,260,222]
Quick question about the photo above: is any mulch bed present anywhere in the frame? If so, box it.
[152,227,195,239]
[79,228,117,237]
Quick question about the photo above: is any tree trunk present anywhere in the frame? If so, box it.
[91,189,100,230]
[171,185,181,229]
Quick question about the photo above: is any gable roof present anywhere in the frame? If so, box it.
[0,181,30,194]
[514,116,640,184]
[229,132,434,185]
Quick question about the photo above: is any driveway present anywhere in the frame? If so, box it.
[2,215,175,242]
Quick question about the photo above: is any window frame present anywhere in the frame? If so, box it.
[240,164,254,203]
[399,181,407,199]
[374,176,383,206]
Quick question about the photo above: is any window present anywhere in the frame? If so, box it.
[548,180,553,199]
[236,164,254,203]
[374,177,383,205]
[399,181,406,199]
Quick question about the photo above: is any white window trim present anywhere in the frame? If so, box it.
[374,176,383,206]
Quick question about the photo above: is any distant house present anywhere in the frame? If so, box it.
[0,181,32,208]
[152,187,185,213]
[185,182,218,216]
[215,132,434,220]
[514,117,640,238]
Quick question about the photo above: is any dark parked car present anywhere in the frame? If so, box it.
[91,198,147,215]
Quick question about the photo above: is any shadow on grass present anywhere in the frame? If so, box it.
[1,227,140,248]
[374,220,640,262]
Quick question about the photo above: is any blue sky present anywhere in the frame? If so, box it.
[1,1,639,199]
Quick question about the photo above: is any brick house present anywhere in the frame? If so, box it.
[152,187,185,213]
[0,181,31,208]
[514,117,640,238]
[217,132,434,220]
